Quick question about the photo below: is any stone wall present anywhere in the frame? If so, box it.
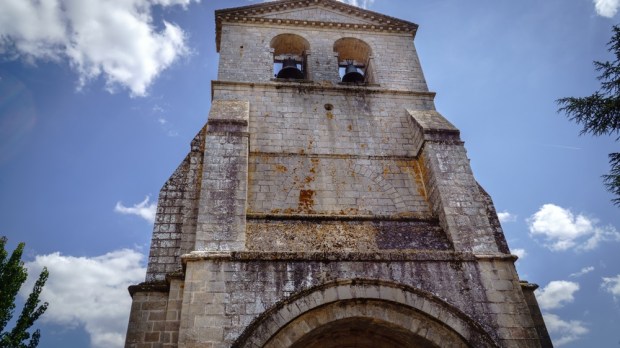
[177,253,540,348]
[126,279,184,348]
[246,219,450,252]
[217,23,428,91]
[247,156,430,216]
[195,101,250,252]
[146,128,205,282]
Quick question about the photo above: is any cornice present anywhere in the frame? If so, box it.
[215,0,418,52]
[181,251,519,263]
[210,80,436,100]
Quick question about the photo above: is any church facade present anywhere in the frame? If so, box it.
[125,1,551,347]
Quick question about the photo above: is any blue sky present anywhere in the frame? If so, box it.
[1,0,619,347]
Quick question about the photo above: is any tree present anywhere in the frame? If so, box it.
[557,24,620,206]
[0,237,48,348]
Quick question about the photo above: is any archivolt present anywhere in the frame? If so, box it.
[233,279,499,348]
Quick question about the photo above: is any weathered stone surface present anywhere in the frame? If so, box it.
[258,7,374,25]
[247,219,450,252]
[125,1,551,347]
[216,23,426,90]
[146,127,206,282]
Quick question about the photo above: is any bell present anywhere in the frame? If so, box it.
[277,58,304,79]
[342,63,364,83]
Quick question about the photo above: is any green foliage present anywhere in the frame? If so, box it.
[0,237,48,348]
[557,24,620,206]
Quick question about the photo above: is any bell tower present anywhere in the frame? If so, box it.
[125,1,552,347]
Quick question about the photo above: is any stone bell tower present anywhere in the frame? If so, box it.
[125,1,552,347]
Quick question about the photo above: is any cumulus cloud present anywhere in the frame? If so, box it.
[594,0,620,17]
[602,274,620,301]
[512,248,527,259]
[338,0,375,8]
[543,313,589,346]
[536,280,579,310]
[527,204,620,251]
[22,249,146,348]
[0,0,198,96]
[497,210,516,223]
[115,196,157,223]
[570,266,595,278]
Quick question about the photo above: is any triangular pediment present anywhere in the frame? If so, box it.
[256,6,376,25]
[215,0,418,51]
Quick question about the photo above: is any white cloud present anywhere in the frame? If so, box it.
[594,0,620,17]
[22,249,146,348]
[0,0,198,96]
[497,210,516,223]
[512,248,527,259]
[570,266,595,278]
[543,313,589,346]
[527,204,620,251]
[601,274,620,301]
[337,0,375,8]
[536,280,579,310]
[115,196,157,223]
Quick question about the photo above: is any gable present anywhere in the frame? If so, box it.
[257,6,375,25]
[215,0,418,51]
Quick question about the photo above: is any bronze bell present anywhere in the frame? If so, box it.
[342,63,364,83]
[277,58,304,79]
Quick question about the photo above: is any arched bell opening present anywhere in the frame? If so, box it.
[333,38,373,84]
[271,34,310,80]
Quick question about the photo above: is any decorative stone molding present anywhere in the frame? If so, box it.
[215,0,419,51]
[233,279,500,348]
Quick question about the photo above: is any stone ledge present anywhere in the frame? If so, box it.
[181,250,518,263]
[519,281,539,291]
[246,212,436,222]
[211,80,436,99]
[270,78,314,84]
[475,254,519,262]
[208,100,249,122]
[205,131,250,137]
[128,282,170,297]
[249,151,419,161]
[407,109,462,146]
[207,118,249,127]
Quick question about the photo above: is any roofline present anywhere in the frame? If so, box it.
[214,0,418,52]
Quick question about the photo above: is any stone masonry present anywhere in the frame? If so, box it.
[125,1,552,347]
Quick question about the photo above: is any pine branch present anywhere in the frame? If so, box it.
[604,152,620,206]
[557,24,620,206]
[556,93,620,138]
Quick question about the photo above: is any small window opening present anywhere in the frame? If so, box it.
[334,38,373,84]
[271,34,310,80]
[339,59,365,83]
[274,55,304,79]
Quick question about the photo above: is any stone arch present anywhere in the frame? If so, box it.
[349,161,407,212]
[233,279,500,348]
[270,33,311,79]
[333,37,374,83]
